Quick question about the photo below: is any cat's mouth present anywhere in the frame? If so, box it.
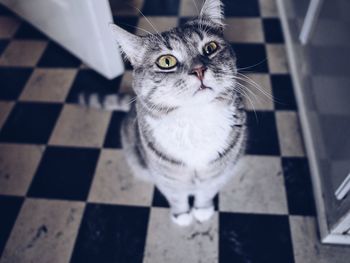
[193,83,213,96]
[200,83,209,90]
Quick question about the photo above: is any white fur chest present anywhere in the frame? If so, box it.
[146,103,235,169]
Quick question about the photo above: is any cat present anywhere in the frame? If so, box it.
[96,0,247,226]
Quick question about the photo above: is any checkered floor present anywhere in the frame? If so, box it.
[1,0,350,262]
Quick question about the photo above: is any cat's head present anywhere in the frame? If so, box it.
[110,0,237,108]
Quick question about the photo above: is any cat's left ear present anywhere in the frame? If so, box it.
[200,0,224,26]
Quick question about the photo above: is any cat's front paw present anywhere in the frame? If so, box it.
[192,206,214,222]
[171,211,193,226]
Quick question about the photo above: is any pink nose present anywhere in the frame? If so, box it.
[189,66,207,81]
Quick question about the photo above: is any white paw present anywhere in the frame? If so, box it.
[192,206,214,222]
[171,211,193,226]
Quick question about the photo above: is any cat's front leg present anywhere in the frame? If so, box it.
[193,189,217,222]
[157,185,193,226]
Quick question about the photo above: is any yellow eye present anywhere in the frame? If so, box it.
[203,41,218,56]
[156,55,177,69]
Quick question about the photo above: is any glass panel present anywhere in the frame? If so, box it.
[283,0,350,229]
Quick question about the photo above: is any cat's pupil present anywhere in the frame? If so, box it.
[207,46,212,53]
[165,58,170,66]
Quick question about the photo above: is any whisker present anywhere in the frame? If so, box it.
[117,22,154,35]
[129,5,168,44]
[234,85,258,122]
[233,73,278,103]
[237,58,268,71]
[191,0,200,13]
[235,81,270,107]
[131,6,160,35]
[125,95,138,105]
[235,82,258,101]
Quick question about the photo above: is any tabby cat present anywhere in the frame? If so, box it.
[108,0,247,226]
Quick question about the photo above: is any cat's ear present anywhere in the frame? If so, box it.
[109,23,143,65]
[200,0,224,26]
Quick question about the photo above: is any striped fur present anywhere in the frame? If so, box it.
[114,0,247,226]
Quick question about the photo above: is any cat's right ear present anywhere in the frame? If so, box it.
[109,23,143,65]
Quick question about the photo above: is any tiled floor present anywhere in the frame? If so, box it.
[1,0,350,262]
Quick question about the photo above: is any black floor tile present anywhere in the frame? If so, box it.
[0,102,62,144]
[113,16,139,34]
[263,18,284,43]
[27,146,99,201]
[152,187,170,208]
[282,157,315,216]
[271,74,297,110]
[37,42,81,68]
[0,195,23,258]
[66,69,122,103]
[152,187,219,210]
[14,21,48,40]
[103,111,127,149]
[219,212,294,263]
[142,0,180,16]
[70,203,149,263]
[245,111,280,155]
[0,68,32,100]
[232,44,269,73]
[0,40,9,56]
[223,0,260,17]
